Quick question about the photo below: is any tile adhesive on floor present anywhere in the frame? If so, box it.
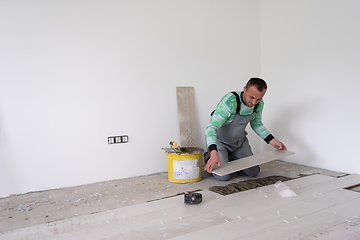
[209,175,293,196]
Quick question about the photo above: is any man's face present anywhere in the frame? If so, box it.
[243,85,266,107]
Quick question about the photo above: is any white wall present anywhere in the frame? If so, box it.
[260,0,360,173]
[5,0,357,198]
[0,0,261,197]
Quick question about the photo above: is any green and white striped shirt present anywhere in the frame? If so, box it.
[205,91,273,151]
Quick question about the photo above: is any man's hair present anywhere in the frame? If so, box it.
[246,77,267,92]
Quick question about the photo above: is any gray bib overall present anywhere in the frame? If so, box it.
[214,92,260,181]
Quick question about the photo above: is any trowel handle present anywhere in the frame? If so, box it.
[170,141,177,148]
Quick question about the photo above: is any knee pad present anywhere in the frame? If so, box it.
[213,173,231,181]
[240,165,260,177]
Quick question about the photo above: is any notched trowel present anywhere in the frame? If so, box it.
[162,141,181,153]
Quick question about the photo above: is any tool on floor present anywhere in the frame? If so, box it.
[184,192,202,204]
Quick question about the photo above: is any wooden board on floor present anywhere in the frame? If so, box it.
[212,150,295,176]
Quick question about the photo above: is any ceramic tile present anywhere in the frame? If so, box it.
[2,174,359,240]
[234,197,360,240]
[212,150,295,176]
[103,211,229,240]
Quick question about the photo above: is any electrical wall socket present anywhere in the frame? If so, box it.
[108,135,128,144]
[108,137,115,144]
[122,135,128,143]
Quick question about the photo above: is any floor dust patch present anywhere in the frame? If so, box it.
[209,176,293,196]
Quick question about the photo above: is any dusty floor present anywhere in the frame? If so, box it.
[0,160,347,234]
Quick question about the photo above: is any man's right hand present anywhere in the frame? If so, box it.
[205,150,221,173]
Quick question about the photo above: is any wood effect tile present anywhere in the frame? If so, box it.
[0,211,119,240]
[234,197,360,240]
[304,217,360,240]
[212,150,294,176]
[46,209,179,240]
[169,175,360,240]
[102,211,230,240]
[2,175,359,240]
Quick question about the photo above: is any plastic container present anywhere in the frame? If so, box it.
[165,147,204,183]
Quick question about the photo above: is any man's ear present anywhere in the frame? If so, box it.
[243,86,247,92]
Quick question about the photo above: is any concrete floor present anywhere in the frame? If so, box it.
[0,160,350,239]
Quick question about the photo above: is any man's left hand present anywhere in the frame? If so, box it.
[269,138,287,150]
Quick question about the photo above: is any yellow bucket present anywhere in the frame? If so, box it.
[165,147,204,183]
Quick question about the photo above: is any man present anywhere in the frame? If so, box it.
[204,77,287,181]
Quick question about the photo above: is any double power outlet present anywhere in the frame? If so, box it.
[108,135,128,144]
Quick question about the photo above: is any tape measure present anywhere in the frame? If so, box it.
[184,192,202,204]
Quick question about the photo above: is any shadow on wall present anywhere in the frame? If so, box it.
[267,104,318,165]
[0,126,21,197]
[199,107,214,151]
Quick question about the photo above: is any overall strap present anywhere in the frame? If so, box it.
[253,103,259,113]
[211,92,260,116]
[232,91,260,114]
[231,91,241,114]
